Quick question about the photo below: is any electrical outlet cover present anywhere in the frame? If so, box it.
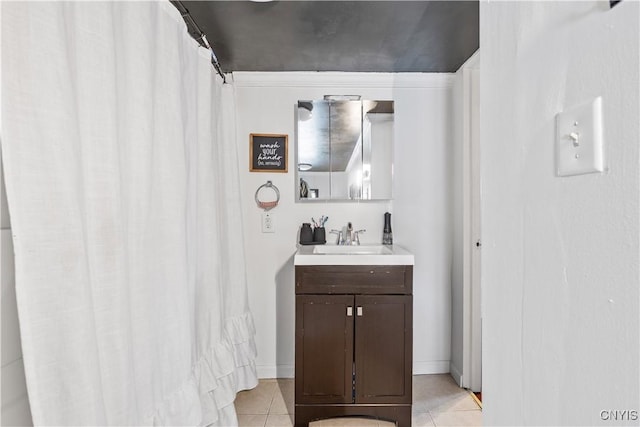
[555,97,604,177]
[262,212,275,233]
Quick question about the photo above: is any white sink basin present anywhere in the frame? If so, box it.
[295,244,414,266]
[313,245,392,255]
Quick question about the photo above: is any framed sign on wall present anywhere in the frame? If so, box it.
[250,133,288,173]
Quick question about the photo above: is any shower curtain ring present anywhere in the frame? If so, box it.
[255,181,280,211]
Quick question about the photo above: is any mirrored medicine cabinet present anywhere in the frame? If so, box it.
[296,99,394,201]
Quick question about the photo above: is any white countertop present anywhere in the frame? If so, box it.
[294,244,415,266]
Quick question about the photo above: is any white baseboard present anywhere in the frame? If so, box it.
[257,364,294,379]
[257,361,449,379]
[449,362,463,386]
[413,360,450,375]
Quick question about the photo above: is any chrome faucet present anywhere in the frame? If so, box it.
[352,229,366,245]
[330,229,344,245]
[345,222,354,245]
[331,222,366,245]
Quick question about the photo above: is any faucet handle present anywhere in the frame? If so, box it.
[353,229,366,245]
[330,229,344,245]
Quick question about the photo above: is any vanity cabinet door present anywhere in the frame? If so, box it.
[295,295,355,404]
[354,295,412,404]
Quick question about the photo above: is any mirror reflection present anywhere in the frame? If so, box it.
[297,99,394,201]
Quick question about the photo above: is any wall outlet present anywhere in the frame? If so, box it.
[262,212,275,233]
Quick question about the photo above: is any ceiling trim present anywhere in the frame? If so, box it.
[231,72,455,89]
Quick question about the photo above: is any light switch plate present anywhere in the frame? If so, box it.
[556,97,604,177]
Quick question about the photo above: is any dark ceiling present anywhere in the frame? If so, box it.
[177,1,479,73]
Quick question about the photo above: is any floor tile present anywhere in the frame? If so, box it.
[241,375,482,427]
[235,380,279,415]
[430,410,482,427]
[311,417,379,426]
[411,412,436,427]
[270,379,294,414]
[266,414,294,427]
[238,414,268,427]
[413,374,480,412]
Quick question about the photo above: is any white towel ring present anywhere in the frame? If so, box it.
[255,181,280,211]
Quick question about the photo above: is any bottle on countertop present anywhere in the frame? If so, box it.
[382,212,393,245]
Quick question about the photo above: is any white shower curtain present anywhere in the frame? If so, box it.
[1,1,257,425]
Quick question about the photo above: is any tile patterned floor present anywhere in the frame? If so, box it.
[234,374,481,427]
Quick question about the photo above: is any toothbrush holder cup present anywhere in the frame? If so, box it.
[313,227,326,244]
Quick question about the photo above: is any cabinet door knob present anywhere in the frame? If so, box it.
[356,306,363,316]
[347,306,353,317]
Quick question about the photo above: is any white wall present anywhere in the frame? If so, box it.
[1,153,33,425]
[480,1,639,425]
[233,72,454,377]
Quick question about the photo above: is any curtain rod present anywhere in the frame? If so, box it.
[171,0,227,83]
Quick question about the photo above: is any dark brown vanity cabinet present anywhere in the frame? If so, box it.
[295,265,413,427]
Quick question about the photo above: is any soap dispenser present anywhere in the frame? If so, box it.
[382,212,393,245]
